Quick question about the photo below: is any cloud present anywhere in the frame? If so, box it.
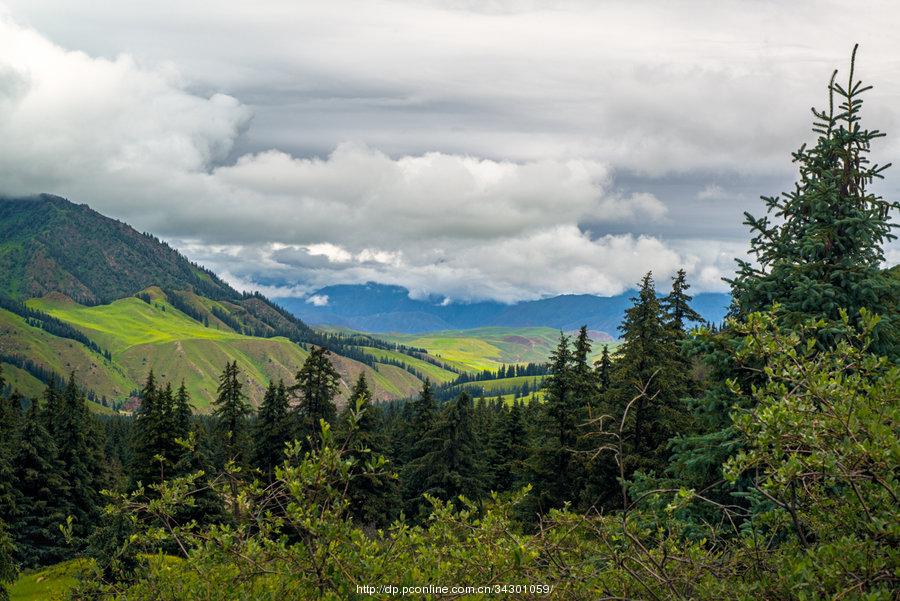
[306,294,330,307]
[0,6,896,303]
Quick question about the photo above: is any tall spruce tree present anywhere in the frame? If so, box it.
[212,361,252,464]
[131,371,172,486]
[10,401,69,567]
[339,374,398,527]
[54,373,104,545]
[730,45,899,358]
[571,326,598,409]
[292,346,340,447]
[595,345,612,394]
[525,333,581,513]
[662,269,703,334]
[0,518,14,601]
[400,380,439,513]
[669,47,900,518]
[407,392,484,512]
[488,401,528,493]
[0,373,20,533]
[598,273,690,501]
[252,380,292,479]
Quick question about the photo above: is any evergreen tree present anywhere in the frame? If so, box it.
[488,401,528,493]
[131,370,173,487]
[212,361,251,464]
[54,373,104,546]
[10,401,69,567]
[0,376,20,531]
[252,380,292,479]
[0,518,15,601]
[407,393,484,512]
[571,326,598,409]
[595,345,612,394]
[525,333,580,513]
[730,45,899,358]
[400,380,438,512]
[173,381,192,441]
[292,346,340,447]
[662,269,703,334]
[588,272,691,509]
[339,374,398,527]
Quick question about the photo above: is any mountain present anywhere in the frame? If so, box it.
[0,194,237,304]
[0,195,426,407]
[276,283,732,335]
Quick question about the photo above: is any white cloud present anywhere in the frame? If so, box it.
[0,5,897,302]
[306,294,329,307]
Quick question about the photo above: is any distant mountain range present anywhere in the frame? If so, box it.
[275,283,732,335]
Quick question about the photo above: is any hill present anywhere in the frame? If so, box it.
[275,282,731,335]
[378,327,617,372]
[0,196,431,407]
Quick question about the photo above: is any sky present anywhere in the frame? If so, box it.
[1,0,898,303]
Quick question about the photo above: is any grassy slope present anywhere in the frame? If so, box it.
[18,293,404,408]
[0,307,133,401]
[0,361,45,399]
[9,559,88,601]
[380,327,617,372]
[357,346,458,384]
[456,375,546,394]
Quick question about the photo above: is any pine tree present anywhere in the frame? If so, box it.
[589,272,691,510]
[54,373,104,546]
[131,370,173,487]
[525,333,581,513]
[571,326,598,409]
[10,401,69,567]
[488,401,528,492]
[662,269,703,334]
[339,374,398,527]
[407,393,484,512]
[292,346,340,447]
[400,380,438,512]
[0,518,15,601]
[730,45,899,358]
[212,361,252,464]
[595,345,612,394]
[173,381,192,443]
[252,380,292,479]
[0,376,20,531]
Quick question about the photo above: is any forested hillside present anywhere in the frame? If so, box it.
[0,196,516,407]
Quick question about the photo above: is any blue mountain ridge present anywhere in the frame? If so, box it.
[275,282,731,335]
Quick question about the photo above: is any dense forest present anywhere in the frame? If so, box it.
[0,49,898,600]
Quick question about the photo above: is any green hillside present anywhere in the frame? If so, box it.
[0,305,133,406]
[9,559,88,601]
[380,327,617,372]
[0,195,237,303]
[356,346,458,383]
[1,291,422,409]
[0,196,436,408]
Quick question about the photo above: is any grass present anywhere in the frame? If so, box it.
[8,293,427,409]
[456,375,546,394]
[379,327,618,373]
[12,295,316,408]
[29,295,245,354]
[0,307,134,404]
[9,558,90,601]
[0,361,46,399]
[476,391,545,406]
[357,346,458,384]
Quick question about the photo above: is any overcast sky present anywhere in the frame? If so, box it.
[1,1,898,302]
